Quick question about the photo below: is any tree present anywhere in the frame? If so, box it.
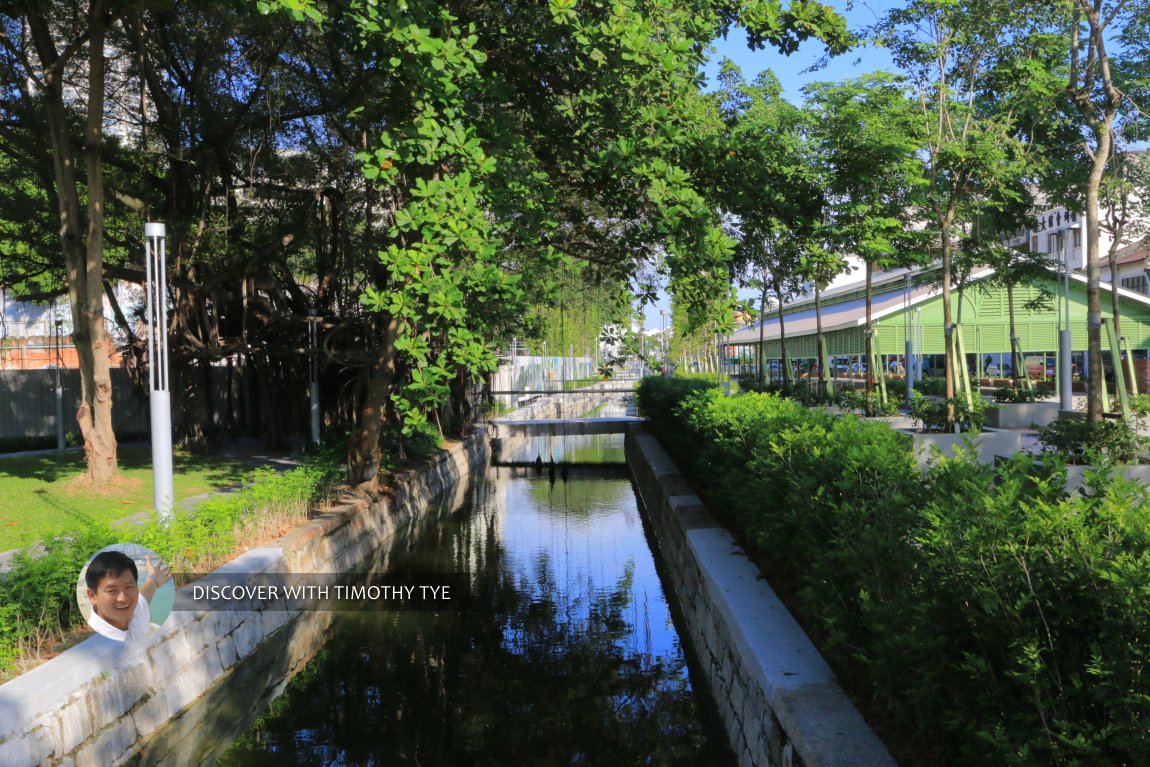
[1,1,123,479]
[265,0,853,489]
[1061,0,1140,421]
[1093,145,1149,396]
[803,72,925,408]
[798,241,849,398]
[700,63,826,389]
[879,1,1036,423]
[1002,0,1150,420]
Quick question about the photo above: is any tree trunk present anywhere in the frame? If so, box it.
[449,368,472,435]
[940,210,955,426]
[29,2,118,480]
[773,270,790,388]
[347,316,400,492]
[757,278,768,387]
[1085,123,1111,423]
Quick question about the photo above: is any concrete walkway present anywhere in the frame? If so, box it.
[0,438,300,574]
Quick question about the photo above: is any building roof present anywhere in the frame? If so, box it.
[1113,241,1149,267]
[727,264,1150,346]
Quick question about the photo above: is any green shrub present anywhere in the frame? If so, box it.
[636,375,718,427]
[993,386,1037,403]
[909,392,992,433]
[910,455,1150,764]
[641,381,1150,765]
[914,376,947,396]
[1036,417,1145,465]
[0,525,118,670]
[670,371,722,383]
[867,391,900,416]
[836,387,865,412]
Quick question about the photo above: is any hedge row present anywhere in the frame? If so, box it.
[637,376,1150,767]
[0,448,342,675]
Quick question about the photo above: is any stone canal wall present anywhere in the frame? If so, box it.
[0,432,489,767]
[626,426,896,767]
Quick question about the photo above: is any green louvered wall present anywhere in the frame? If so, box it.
[737,276,1150,362]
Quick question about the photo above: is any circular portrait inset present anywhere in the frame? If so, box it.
[76,543,174,641]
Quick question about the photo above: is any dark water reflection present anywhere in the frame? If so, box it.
[207,467,729,766]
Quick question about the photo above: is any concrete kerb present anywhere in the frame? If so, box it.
[626,425,896,767]
[0,430,491,767]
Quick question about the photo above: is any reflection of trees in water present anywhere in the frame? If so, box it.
[218,496,716,766]
[524,469,632,515]
[502,431,626,464]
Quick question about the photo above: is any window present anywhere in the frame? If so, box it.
[1120,275,1148,294]
[1073,228,1081,247]
[1031,235,1039,252]
[1048,234,1058,254]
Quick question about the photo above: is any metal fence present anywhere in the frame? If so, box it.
[0,369,151,442]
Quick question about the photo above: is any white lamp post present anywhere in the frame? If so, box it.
[145,223,174,523]
[904,273,914,402]
[53,312,64,451]
[308,309,321,445]
[660,309,668,373]
[1059,228,1075,411]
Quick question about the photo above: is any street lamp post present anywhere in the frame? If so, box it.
[914,307,922,383]
[904,273,914,403]
[660,309,668,375]
[1059,230,1074,411]
[145,222,174,524]
[54,315,64,451]
[308,309,321,445]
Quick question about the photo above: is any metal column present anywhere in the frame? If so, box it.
[145,223,174,523]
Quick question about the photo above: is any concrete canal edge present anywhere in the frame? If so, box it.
[626,426,897,767]
[0,431,489,767]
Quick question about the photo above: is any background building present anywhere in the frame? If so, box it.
[726,265,1150,388]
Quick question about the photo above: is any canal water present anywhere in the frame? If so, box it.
[157,416,731,766]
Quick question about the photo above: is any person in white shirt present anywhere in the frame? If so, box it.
[84,550,172,641]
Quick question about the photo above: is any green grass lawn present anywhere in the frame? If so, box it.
[0,447,255,551]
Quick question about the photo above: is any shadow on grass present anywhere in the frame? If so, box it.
[167,451,252,488]
[0,452,87,483]
[31,488,102,530]
[0,446,252,488]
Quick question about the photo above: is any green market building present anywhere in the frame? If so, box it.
[725,266,1150,386]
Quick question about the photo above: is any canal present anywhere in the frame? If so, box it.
[154,412,733,766]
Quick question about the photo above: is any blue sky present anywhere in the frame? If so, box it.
[700,0,900,100]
